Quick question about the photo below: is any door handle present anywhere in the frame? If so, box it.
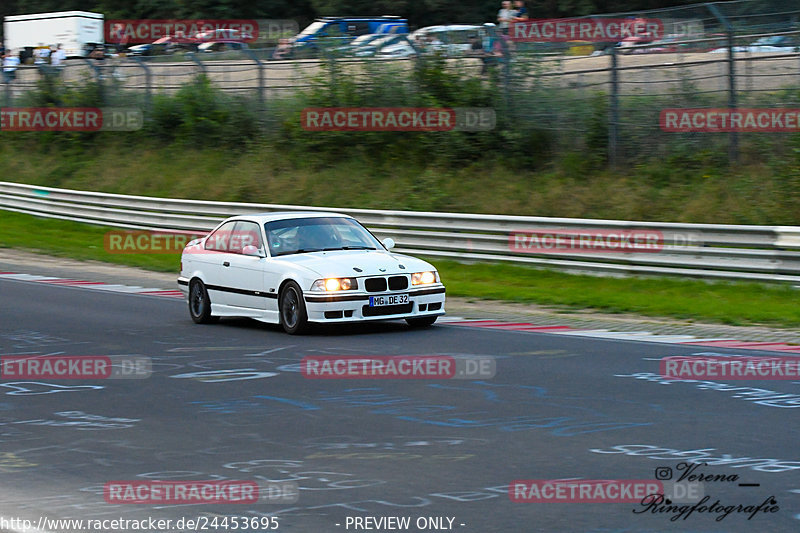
[223,261,230,267]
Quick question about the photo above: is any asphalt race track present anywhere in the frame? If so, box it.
[0,276,798,533]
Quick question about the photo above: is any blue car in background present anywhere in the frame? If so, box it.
[291,16,408,56]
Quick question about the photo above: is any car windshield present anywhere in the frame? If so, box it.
[369,35,397,47]
[752,36,782,45]
[351,34,379,45]
[265,217,381,257]
[299,22,326,36]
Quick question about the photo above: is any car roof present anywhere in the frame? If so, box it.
[317,16,404,21]
[413,25,482,35]
[199,40,247,45]
[225,211,354,223]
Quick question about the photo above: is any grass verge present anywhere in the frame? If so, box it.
[1,210,798,328]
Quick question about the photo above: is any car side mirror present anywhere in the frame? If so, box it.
[242,245,264,257]
[382,238,395,250]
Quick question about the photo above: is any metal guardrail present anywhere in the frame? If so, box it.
[1,181,799,283]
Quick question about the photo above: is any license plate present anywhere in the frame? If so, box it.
[369,294,409,307]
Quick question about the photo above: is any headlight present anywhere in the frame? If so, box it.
[411,271,438,285]
[311,277,358,291]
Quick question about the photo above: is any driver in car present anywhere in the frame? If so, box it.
[298,225,333,251]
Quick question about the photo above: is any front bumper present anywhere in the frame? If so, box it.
[177,277,189,297]
[303,285,445,323]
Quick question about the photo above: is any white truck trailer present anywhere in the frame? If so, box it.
[3,11,104,59]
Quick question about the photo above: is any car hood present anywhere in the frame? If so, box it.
[379,42,413,52]
[274,250,435,278]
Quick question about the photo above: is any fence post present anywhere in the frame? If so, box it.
[187,52,206,76]
[131,57,152,112]
[243,48,265,108]
[484,23,511,112]
[2,77,10,107]
[402,34,422,78]
[608,45,619,170]
[81,58,104,104]
[707,3,738,164]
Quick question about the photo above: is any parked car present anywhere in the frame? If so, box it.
[195,28,254,42]
[333,33,384,54]
[710,35,800,54]
[295,16,407,43]
[178,213,446,334]
[377,24,487,59]
[85,43,117,60]
[197,40,249,53]
[351,34,407,57]
[291,16,408,55]
[617,35,656,54]
[630,36,685,54]
[127,36,198,56]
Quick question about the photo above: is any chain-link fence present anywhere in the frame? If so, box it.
[2,0,799,166]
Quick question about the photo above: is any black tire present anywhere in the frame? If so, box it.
[406,316,437,328]
[189,279,218,324]
[279,281,309,335]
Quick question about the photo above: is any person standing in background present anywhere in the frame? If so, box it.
[49,43,67,77]
[498,1,515,35]
[512,0,530,22]
[3,50,20,83]
[51,44,66,67]
[33,44,49,65]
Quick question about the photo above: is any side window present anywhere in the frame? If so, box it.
[204,222,237,252]
[349,22,371,36]
[326,23,343,37]
[230,221,263,255]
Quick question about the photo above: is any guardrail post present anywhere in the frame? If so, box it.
[707,3,738,165]
[130,57,152,112]
[608,46,619,170]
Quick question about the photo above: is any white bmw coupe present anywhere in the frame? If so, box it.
[178,212,446,334]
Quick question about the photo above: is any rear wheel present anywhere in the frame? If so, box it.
[189,279,218,324]
[280,281,309,335]
[406,316,437,328]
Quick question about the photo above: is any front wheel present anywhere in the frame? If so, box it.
[406,316,437,328]
[189,279,218,324]
[279,281,309,335]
